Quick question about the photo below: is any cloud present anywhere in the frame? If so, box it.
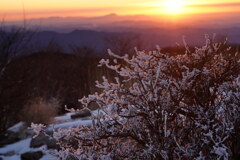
[187,2,240,8]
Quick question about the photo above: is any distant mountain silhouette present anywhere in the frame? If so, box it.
[29,30,108,54]
[26,28,240,55]
[4,12,239,52]
[6,12,240,32]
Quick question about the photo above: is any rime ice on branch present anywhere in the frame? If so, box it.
[33,37,240,160]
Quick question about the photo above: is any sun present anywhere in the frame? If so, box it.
[163,0,185,15]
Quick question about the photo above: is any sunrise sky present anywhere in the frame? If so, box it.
[0,0,240,21]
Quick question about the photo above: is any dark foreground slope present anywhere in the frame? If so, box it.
[0,52,113,131]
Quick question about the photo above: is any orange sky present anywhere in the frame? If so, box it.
[0,0,240,21]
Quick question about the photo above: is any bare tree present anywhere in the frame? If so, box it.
[0,24,33,70]
[105,33,143,56]
[0,23,32,133]
[69,44,96,58]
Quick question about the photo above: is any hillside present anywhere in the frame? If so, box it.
[0,52,113,130]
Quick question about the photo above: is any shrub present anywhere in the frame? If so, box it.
[22,97,59,125]
[33,37,240,159]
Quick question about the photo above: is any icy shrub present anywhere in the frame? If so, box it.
[33,37,240,159]
[22,97,59,125]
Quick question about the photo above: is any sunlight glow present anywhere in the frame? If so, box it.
[0,0,239,21]
[163,0,185,14]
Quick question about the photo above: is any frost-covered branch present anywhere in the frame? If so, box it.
[32,37,240,159]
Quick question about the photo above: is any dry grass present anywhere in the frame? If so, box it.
[21,97,60,125]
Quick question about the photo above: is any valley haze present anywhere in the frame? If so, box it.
[4,13,240,54]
